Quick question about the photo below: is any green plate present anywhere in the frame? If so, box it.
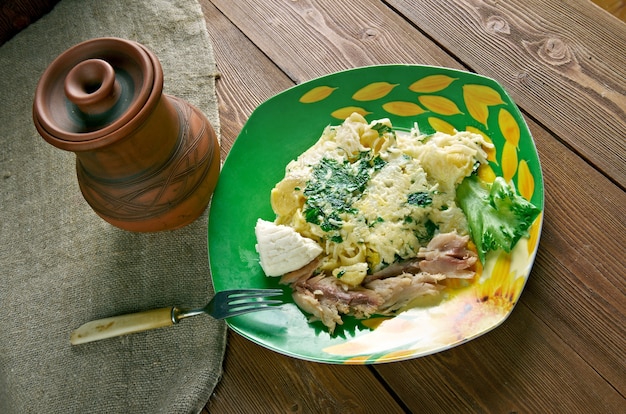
[208,65,543,364]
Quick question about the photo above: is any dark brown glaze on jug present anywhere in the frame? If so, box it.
[32,37,220,232]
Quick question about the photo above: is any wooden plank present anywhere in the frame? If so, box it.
[0,0,61,45]
[207,332,406,413]
[387,0,626,187]
[210,0,468,80]
[198,0,295,159]
[199,3,406,411]
[518,121,626,393]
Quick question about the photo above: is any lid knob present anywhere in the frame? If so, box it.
[64,59,121,115]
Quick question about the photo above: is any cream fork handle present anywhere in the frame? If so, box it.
[70,307,174,345]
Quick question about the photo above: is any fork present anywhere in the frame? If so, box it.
[70,288,283,345]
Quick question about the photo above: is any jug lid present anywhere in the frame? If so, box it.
[33,37,163,151]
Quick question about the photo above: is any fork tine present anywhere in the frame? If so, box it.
[232,299,283,306]
[222,300,283,319]
[225,288,283,299]
[226,299,283,308]
[222,306,276,319]
[210,288,284,319]
[228,300,283,310]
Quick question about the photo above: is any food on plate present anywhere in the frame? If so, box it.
[255,218,323,277]
[457,175,541,262]
[254,112,539,333]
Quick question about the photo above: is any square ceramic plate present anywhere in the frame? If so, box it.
[208,65,543,364]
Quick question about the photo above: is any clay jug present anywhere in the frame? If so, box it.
[32,37,220,232]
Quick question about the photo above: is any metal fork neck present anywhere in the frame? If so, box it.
[171,307,205,323]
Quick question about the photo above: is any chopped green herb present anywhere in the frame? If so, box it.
[304,206,321,225]
[368,216,385,227]
[371,122,393,135]
[330,235,343,243]
[355,151,387,170]
[414,219,438,243]
[425,219,438,239]
[370,155,387,170]
[303,153,380,233]
[407,191,433,207]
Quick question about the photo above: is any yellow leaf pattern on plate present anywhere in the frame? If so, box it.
[382,101,426,116]
[427,117,456,135]
[463,84,506,105]
[361,317,392,330]
[466,126,497,163]
[465,101,490,127]
[331,106,371,120]
[477,163,497,183]
[527,213,542,256]
[498,108,520,147]
[418,95,462,115]
[299,85,337,103]
[343,356,373,365]
[501,141,518,182]
[352,82,398,101]
[378,349,418,362]
[517,159,534,201]
[463,84,505,127]
[409,74,457,93]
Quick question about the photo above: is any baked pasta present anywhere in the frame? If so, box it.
[256,112,491,332]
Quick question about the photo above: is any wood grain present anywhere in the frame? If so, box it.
[387,0,626,188]
[502,119,626,394]
[210,0,467,80]
[198,0,295,161]
[207,332,405,413]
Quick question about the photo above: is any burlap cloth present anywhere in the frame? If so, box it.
[0,1,227,413]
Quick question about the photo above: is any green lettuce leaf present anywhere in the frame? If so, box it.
[457,175,541,263]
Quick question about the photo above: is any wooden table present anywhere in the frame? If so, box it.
[197,1,625,412]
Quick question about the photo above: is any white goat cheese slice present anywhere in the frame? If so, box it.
[255,219,323,276]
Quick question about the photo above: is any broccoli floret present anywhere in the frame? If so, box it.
[456,175,541,263]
